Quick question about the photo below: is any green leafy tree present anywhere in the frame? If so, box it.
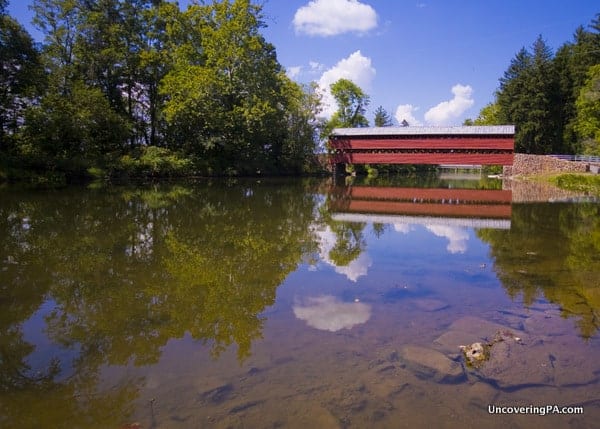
[575,64,600,155]
[21,82,129,172]
[373,105,393,126]
[322,78,370,143]
[162,0,290,173]
[5,0,321,179]
[32,0,81,95]
[466,101,501,125]
[0,11,45,149]
[330,78,370,128]
[134,1,181,147]
[280,80,322,172]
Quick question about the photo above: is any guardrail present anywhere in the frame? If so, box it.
[548,154,600,163]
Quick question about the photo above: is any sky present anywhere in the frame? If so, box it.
[7,0,599,126]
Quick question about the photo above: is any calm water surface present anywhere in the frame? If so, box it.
[1,176,599,428]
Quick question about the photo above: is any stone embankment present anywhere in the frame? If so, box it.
[504,154,589,177]
[506,179,588,203]
[503,154,597,202]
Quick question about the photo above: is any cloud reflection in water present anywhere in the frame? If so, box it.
[293,295,372,332]
[425,224,469,254]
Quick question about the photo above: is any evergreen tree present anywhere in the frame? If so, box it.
[497,37,561,153]
[556,16,600,153]
[373,105,393,126]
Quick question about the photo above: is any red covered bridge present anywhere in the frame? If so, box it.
[328,125,515,170]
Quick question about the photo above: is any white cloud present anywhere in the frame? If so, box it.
[316,225,372,281]
[395,104,422,126]
[424,84,474,125]
[286,66,302,80]
[309,61,325,73]
[426,225,469,254]
[293,0,378,37]
[317,50,376,118]
[394,223,413,234]
[293,295,372,332]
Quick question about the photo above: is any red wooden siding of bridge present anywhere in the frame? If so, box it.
[328,186,512,220]
[349,186,513,203]
[345,200,512,218]
[328,126,515,166]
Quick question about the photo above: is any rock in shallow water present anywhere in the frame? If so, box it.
[412,298,449,312]
[400,345,464,384]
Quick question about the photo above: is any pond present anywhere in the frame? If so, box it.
[1,175,599,428]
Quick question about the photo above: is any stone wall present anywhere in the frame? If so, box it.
[505,154,589,177]
[505,179,588,203]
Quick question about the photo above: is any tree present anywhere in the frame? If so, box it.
[21,82,129,172]
[279,80,322,172]
[0,12,45,149]
[330,78,370,128]
[373,105,393,126]
[5,0,321,179]
[574,64,600,155]
[161,0,292,173]
[468,101,501,125]
[322,78,369,140]
[497,36,561,153]
[32,0,81,95]
[556,16,600,153]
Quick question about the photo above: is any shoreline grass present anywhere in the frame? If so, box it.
[548,173,600,196]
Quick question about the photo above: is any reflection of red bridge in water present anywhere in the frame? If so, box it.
[328,126,515,169]
[329,186,512,229]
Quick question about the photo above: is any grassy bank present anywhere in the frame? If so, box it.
[548,173,600,196]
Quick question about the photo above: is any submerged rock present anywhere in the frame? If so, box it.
[434,316,524,357]
[471,336,554,390]
[412,298,449,312]
[435,316,600,390]
[400,345,464,384]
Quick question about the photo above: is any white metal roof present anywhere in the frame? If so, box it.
[331,213,511,229]
[331,125,515,136]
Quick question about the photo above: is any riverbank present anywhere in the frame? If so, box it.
[504,154,600,197]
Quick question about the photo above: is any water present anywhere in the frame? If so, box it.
[1,176,599,428]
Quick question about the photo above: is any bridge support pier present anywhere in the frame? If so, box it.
[333,163,346,176]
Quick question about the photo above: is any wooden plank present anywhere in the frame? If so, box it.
[332,153,514,166]
[350,187,513,203]
[329,137,515,150]
[347,200,512,218]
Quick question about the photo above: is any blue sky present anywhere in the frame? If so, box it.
[7,0,599,125]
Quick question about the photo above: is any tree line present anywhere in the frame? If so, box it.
[465,14,600,156]
[1,0,323,182]
[2,1,599,184]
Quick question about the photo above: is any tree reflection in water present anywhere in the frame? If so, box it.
[0,179,320,427]
[478,203,600,339]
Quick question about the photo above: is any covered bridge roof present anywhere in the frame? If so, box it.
[331,125,515,137]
